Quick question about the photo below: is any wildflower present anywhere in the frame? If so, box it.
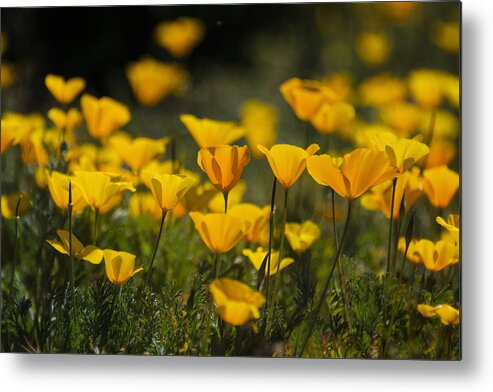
[398,238,421,266]
[197,145,250,194]
[240,100,278,157]
[189,212,250,254]
[431,20,459,53]
[425,140,456,168]
[154,17,205,58]
[209,278,265,326]
[47,108,83,133]
[359,74,407,107]
[1,117,22,153]
[44,74,86,105]
[310,101,355,134]
[408,68,450,109]
[72,171,135,213]
[142,171,196,211]
[437,214,459,242]
[280,77,336,121]
[284,220,321,253]
[385,138,430,173]
[173,181,218,217]
[81,94,131,140]
[103,249,143,285]
[47,230,103,264]
[356,32,392,67]
[126,57,188,106]
[180,114,244,148]
[257,143,320,188]
[229,203,270,244]
[418,109,459,140]
[109,135,168,172]
[46,171,87,214]
[379,102,421,137]
[417,304,459,325]
[354,126,397,150]
[307,148,397,199]
[1,192,30,219]
[129,192,163,220]
[422,165,459,208]
[243,247,294,276]
[411,239,459,272]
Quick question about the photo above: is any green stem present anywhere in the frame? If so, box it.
[386,178,398,274]
[93,209,100,245]
[143,209,167,291]
[9,194,23,295]
[264,177,277,310]
[296,198,352,357]
[213,253,221,279]
[68,181,75,306]
[223,191,229,213]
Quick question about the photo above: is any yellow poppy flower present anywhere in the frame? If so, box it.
[129,192,163,220]
[1,62,16,89]
[280,77,336,121]
[307,148,397,199]
[379,102,421,137]
[417,304,459,326]
[408,68,450,109]
[189,212,250,254]
[154,17,205,58]
[437,214,459,241]
[126,57,188,106]
[180,114,244,148]
[257,143,320,188]
[422,165,459,208]
[47,108,83,133]
[209,278,265,326]
[240,100,278,158]
[321,72,354,101]
[47,230,103,264]
[44,74,86,105]
[284,220,321,253]
[109,135,168,172]
[359,74,407,107]
[385,138,430,173]
[354,126,397,150]
[142,171,196,211]
[431,20,459,53]
[173,181,219,217]
[442,74,460,109]
[425,140,456,169]
[411,239,459,272]
[310,101,355,134]
[242,247,295,276]
[1,192,30,219]
[356,32,392,67]
[1,116,23,153]
[208,180,246,213]
[418,109,459,140]
[81,94,131,140]
[197,145,250,194]
[379,2,420,20]
[397,237,421,266]
[46,171,87,214]
[229,203,270,244]
[102,249,143,285]
[72,171,135,212]
[20,129,49,165]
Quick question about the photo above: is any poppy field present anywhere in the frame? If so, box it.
[0,2,460,358]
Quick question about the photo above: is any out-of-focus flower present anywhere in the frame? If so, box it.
[209,278,265,326]
[356,32,392,67]
[307,148,397,199]
[411,239,459,272]
[129,192,163,220]
[398,237,421,266]
[189,212,250,254]
[418,109,459,140]
[142,171,196,211]
[1,117,23,153]
[72,171,135,213]
[109,135,168,172]
[425,139,456,168]
[21,129,49,165]
[379,103,421,137]
[322,72,354,102]
[361,167,423,219]
[385,138,430,173]
[417,304,459,325]
[47,108,83,133]
[1,62,16,89]
[359,74,407,107]
[154,17,205,58]
[258,143,320,188]
[44,74,86,105]
[46,171,87,214]
[173,181,218,217]
[408,68,451,109]
[81,94,131,140]
[1,192,30,219]
[422,165,459,208]
[280,77,337,121]
[379,2,420,21]
[47,230,103,264]
[354,125,397,150]
[242,247,294,276]
[126,57,188,106]
[442,74,460,108]
[229,203,270,244]
[208,180,246,213]
[197,145,250,194]
[240,100,278,158]
[180,114,244,148]
[103,249,143,285]
[310,101,355,134]
[284,220,321,253]
[431,20,459,53]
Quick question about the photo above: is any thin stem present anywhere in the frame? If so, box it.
[223,191,229,213]
[213,253,221,280]
[386,178,398,274]
[68,181,75,305]
[170,135,177,174]
[9,194,23,294]
[264,176,277,309]
[93,209,100,245]
[296,198,352,357]
[143,209,167,292]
